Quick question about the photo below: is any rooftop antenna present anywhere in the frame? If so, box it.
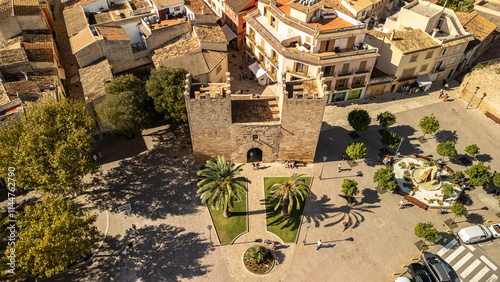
[442,0,447,10]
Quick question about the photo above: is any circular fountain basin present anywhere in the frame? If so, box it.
[411,168,442,191]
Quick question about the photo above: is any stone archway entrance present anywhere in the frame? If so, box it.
[247,148,263,163]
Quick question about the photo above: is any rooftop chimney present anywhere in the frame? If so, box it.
[201,6,205,15]
[432,28,439,38]
[390,29,395,40]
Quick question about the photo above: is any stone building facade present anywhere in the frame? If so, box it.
[184,72,326,163]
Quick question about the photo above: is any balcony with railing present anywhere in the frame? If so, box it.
[337,69,354,77]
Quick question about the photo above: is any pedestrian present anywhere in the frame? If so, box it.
[399,198,404,209]
[255,163,260,170]
[93,154,97,161]
[316,240,322,250]
[252,162,256,170]
[244,71,248,79]
[342,152,347,161]
[444,82,449,90]
[132,224,137,233]
[439,91,444,98]
[122,248,128,256]
[443,93,449,101]
[337,163,341,173]
[98,151,102,159]
[128,228,134,235]
[128,242,134,250]
[182,160,186,167]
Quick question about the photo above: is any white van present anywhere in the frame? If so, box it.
[457,225,492,244]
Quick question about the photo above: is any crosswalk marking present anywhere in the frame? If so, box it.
[444,246,465,263]
[465,244,476,251]
[470,266,490,282]
[486,274,498,282]
[480,255,498,271]
[453,252,473,270]
[438,239,458,256]
[460,259,481,278]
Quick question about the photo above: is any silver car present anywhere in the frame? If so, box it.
[421,252,451,282]
[457,225,493,244]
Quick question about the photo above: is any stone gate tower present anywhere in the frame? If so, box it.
[184,72,326,164]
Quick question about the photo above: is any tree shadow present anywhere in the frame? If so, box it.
[82,124,202,220]
[434,130,458,143]
[360,188,381,204]
[50,224,212,281]
[476,154,493,163]
[466,213,484,225]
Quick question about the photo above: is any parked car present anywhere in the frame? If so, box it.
[394,277,412,282]
[457,225,493,244]
[408,263,432,282]
[421,252,451,282]
[489,223,500,238]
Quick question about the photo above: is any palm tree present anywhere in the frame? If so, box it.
[197,155,249,218]
[268,173,309,217]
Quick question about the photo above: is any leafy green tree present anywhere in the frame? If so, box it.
[341,179,359,203]
[493,172,500,188]
[0,99,98,196]
[12,198,99,279]
[437,141,457,160]
[347,108,371,132]
[95,74,150,136]
[268,173,309,217]
[146,66,189,122]
[465,144,480,159]
[465,162,491,186]
[197,155,249,218]
[419,114,440,139]
[377,111,396,129]
[244,245,269,264]
[450,203,468,224]
[373,167,398,190]
[346,142,367,160]
[381,130,401,148]
[437,0,474,12]
[414,222,440,246]
[441,183,456,202]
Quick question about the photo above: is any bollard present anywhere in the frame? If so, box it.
[393,272,396,276]
[402,264,407,268]
[420,249,424,253]
[446,228,450,232]
[486,219,491,223]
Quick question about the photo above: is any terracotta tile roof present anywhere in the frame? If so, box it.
[156,52,209,76]
[184,0,213,15]
[3,80,40,94]
[22,31,53,43]
[69,27,96,53]
[0,48,28,65]
[151,36,201,62]
[202,49,226,71]
[150,0,183,8]
[456,12,497,42]
[63,5,88,37]
[23,42,54,62]
[340,0,372,13]
[193,25,228,44]
[78,59,113,102]
[225,0,252,12]
[28,69,59,88]
[0,91,10,105]
[0,36,22,48]
[0,0,13,21]
[95,26,130,41]
[386,29,439,53]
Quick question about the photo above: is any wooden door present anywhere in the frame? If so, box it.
[346,36,356,49]
[320,41,327,53]
[327,39,335,52]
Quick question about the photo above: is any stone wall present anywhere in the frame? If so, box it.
[146,22,190,52]
[75,41,104,68]
[0,18,21,41]
[230,123,281,163]
[459,62,500,118]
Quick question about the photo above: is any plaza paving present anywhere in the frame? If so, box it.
[11,81,500,281]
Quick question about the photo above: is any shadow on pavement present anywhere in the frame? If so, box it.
[434,130,459,143]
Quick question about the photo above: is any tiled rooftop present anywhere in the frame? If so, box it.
[369,29,439,53]
[3,80,40,94]
[456,12,497,42]
[95,26,130,41]
[79,59,113,102]
[22,31,54,43]
[63,5,88,37]
[150,0,183,8]
[23,42,54,62]
[193,25,228,43]
[152,36,201,62]
[184,0,214,15]
[69,27,96,53]
[202,50,227,71]
[0,48,28,65]
[129,0,151,10]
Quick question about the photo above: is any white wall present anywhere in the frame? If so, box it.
[121,22,142,45]
[82,0,109,13]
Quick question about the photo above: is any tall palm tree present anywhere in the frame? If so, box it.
[268,173,309,217]
[197,155,249,218]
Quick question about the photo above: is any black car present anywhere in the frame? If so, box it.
[421,252,451,282]
[408,263,434,282]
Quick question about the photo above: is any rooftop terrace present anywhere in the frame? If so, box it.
[284,79,320,98]
[231,96,280,123]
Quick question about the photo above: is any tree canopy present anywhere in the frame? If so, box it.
[381,129,401,148]
[437,0,474,12]
[268,173,309,217]
[465,162,491,186]
[95,74,151,136]
[451,203,468,223]
[437,141,457,159]
[377,111,396,128]
[441,183,456,201]
[414,222,440,244]
[0,99,98,196]
[465,144,480,158]
[347,108,371,132]
[493,172,500,188]
[419,114,440,138]
[341,179,359,202]
[146,66,189,122]
[346,142,367,160]
[373,168,398,190]
[11,198,99,279]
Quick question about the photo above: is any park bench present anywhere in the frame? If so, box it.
[412,153,432,161]
[486,111,500,125]
[404,194,429,210]
[444,165,454,174]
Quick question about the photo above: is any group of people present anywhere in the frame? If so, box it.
[439,91,449,101]
[252,162,260,170]
[285,160,297,168]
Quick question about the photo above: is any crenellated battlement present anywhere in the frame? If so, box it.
[184,72,232,101]
[279,71,326,102]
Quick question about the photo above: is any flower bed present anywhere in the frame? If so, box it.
[243,245,274,274]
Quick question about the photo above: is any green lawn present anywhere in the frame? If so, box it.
[264,177,312,243]
[208,194,247,244]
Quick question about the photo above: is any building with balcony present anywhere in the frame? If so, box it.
[223,0,257,49]
[244,0,379,103]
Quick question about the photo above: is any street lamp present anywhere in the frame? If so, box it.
[303,223,312,245]
[319,156,327,180]
[207,225,213,248]
[466,86,480,109]
[395,137,404,157]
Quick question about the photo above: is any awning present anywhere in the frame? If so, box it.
[221,24,237,42]
[248,62,267,78]
[416,75,432,87]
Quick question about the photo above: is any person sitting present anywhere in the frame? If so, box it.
[291,161,296,168]
[285,160,289,168]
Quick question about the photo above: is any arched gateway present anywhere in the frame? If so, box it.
[247,148,263,163]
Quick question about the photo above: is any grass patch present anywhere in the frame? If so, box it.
[264,177,312,243]
[208,193,247,244]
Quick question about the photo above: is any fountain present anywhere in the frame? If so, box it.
[412,166,442,191]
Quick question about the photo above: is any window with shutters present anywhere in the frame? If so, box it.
[410,54,418,63]
[420,64,428,72]
[341,63,350,75]
[425,50,433,59]
[441,48,449,55]
[295,62,305,72]
[336,78,349,88]
[448,56,457,65]
[358,61,367,72]
[353,76,365,86]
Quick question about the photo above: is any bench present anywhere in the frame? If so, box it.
[285,161,306,167]
[486,111,500,125]
[404,194,429,210]
[412,153,432,161]
[444,165,454,174]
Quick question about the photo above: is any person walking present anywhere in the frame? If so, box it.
[399,198,404,209]
[337,164,342,173]
[98,151,102,159]
[128,242,134,250]
[122,248,128,256]
[342,152,347,161]
[132,224,137,233]
[93,154,97,161]
[439,91,444,98]
[316,240,322,250]
[443,93,449,102]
